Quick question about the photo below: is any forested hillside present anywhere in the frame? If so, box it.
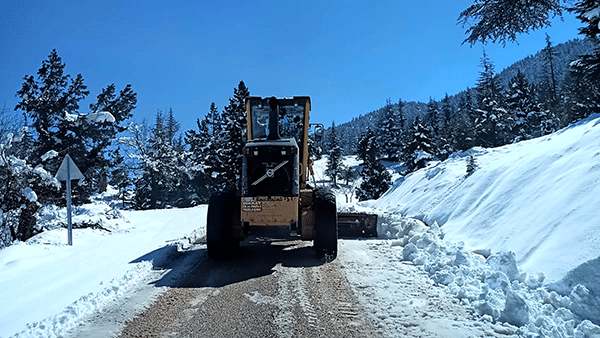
[330,38,596,156]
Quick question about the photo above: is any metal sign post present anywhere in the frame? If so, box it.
[55,154,84,246]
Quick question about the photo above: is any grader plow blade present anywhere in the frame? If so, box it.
[337,213,378,238]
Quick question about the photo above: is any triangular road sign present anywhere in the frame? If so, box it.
[55,154,84,181]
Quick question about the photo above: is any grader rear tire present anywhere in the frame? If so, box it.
[314,188,338,260]
[207,190,237,259]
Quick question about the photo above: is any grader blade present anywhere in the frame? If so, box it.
[337,213,378,238]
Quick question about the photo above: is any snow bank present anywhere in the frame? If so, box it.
[381,214,600,337]
[11,261,153,338]
[368,114,600,286]
[0,201,207,338]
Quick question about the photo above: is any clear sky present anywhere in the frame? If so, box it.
[0,0,582,132]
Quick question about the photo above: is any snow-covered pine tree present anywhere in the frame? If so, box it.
[437,94,454,160]
[164,107,180,144]
[569,0,600,90]
[466,155,478,176]
[357,128,377,164]
[452,90,476,151]
[132,111,190,209]
[325,121,343,187]
[0,133,60,247]
[184,103,220,202]
[426,98,441,138]
[563,62,599,122]
[356,128,391,201]
[15,50,137,203]
[504,70,541,141]
[459,0,563,46]
[108,147,132,208]
[474,49,512,147]
[220,81,249,189]
[376,99,401,159]
[404,116,435,173]
[15,49,89,178]
[391,98,407,161]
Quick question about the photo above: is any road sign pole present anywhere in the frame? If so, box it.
[66,159,73,246]
[55,154,83,246]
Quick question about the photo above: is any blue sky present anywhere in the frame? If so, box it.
[0,0,582,132]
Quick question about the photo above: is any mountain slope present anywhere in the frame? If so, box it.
[367,114,600,286]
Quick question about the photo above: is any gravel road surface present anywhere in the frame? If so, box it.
[115,239,380,338]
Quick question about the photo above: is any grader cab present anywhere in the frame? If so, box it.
[206,96,375,259]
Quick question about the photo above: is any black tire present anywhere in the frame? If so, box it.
[314,187,338,260]
[207,190,237,259]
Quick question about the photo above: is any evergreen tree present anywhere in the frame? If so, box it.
[376,99,398,159]
[325,121,343,187]
[220,81,249,189]
[164,107,180,143]
[437,94,455,160]
[391,98,407,160]
[0,132,60,246]
[89,83,137,132]
[474,49,511,147]
[504,70,538,141]
[356,128,390,201]
[453,90,476,151]
[357,159,391,202]
[15,49,89,175]
[184,103,223,200]
[459,0,563,46]
[357,128,377,164]
[569,0,600,89]
[404,116,435,173]
[131,112,190,209]
[108,147,132,208]
[563,62,599,122]
[426,98,441,137]
[14,50,136,203]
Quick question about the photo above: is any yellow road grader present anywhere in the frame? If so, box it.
[206,96,376,259]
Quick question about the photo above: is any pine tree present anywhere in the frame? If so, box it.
[184,103,222,202]
[459,0,563,46]
[357,128,377,164]
[569,0,600,89]
[15,49,89,174]
[357,159,391,202]
[474,49,510,147]
[108,147,132,208]
[220,81,250,189]
[404,116,435,173]
[391,98,407,160]
[453,90,476,151]
[325,121,343,187]
[376,99,398,159]
[14,50,136,203]
[504,70,544,140]
[563,63,599,122]
[164,107,180,143]
[437,94,455,160]
[426,98,440,138]
[356,128,390,201]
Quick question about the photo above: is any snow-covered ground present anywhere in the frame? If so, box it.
[2,114,600,337]
[0,201,206,338]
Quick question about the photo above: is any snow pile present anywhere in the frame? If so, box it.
[380,213,600,337]
[32,201,133,236]
[368,114,600,285]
